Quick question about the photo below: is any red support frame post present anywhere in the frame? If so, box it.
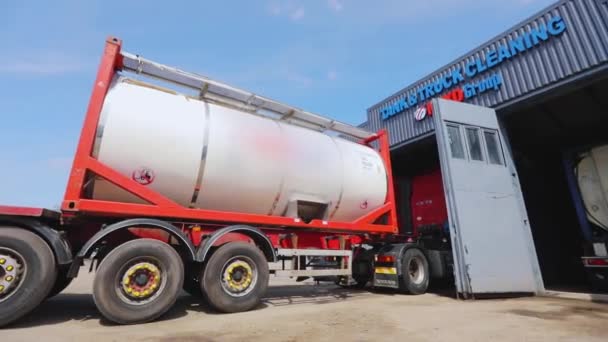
[61,37,400,235]
[63,37,123,207]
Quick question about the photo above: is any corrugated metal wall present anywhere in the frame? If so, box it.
[366,0,608,147]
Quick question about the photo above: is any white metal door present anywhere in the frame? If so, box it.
[432,98,544,297]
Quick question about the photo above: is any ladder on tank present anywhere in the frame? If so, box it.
[120,52,375,141]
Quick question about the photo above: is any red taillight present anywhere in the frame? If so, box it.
[584,258,608,266]
[376,255,395,263]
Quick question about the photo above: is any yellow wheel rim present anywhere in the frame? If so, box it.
[221,257,257,297]
[120,262,162,302]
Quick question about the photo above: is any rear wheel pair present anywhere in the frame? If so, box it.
[93,240,268,324]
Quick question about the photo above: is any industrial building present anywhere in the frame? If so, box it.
[364,0,608,294]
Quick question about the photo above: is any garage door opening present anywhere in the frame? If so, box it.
[391,136,454,291]
[503,73,608,293]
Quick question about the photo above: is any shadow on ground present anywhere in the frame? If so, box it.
[507,299,608,321]
[7,284,371,329]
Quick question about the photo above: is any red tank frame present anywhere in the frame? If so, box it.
[60,37,399,236]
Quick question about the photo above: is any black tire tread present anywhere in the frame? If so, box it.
[399,248,430,295]
[47,268,74,299]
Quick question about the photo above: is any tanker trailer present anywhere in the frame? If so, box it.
[565,144,608,292]
[0,37,436,328]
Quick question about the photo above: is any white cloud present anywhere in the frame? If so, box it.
[327,70,338,81]
[268,2,282,15]
[267,1,305,21]
[284,68,313,87]
[290,7,305,20]
[328,0,343,12]
[0,52,88,75]
[324,0,553,23]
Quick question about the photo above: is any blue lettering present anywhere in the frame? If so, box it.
[464,84,476,99]
[548,16,566,35]
[408,94,417,106]
[486,50,498,68]
[381,108,389,120]
[477,80,487,92]
[433,79,443,93]
[451,68,464,84]
[509,36,526,56]
[442,74,452,89]
[530,25,549,45]
[497,45,512,63]
[492,73,503,90]
[417,87,426,101]
[475,58,487,73]
[379,15,565,122]
[389,99,407,114]
[465,61,477,78]
[425,84,435,98]
[523,31,533,49]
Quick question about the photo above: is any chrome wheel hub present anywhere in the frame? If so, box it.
[408,257,425,285]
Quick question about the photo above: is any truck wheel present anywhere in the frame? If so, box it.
[47,268,74,298]
[0,227,57,327]
[93,239,184,325]
[200,242,269,313]
[399,248,429,295]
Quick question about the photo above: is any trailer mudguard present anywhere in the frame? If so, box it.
[68,218,198,278]
[196,225,276,263]
[0,216,73,265]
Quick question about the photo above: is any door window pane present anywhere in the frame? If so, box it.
[484,130,504,165]
[447,125,465,159]
[465,127,484,161]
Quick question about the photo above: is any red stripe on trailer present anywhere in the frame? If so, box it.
[0,205,50,217]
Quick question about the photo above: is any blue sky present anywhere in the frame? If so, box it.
[0,0,556,208]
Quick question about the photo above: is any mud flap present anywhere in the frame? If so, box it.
[372,244,412,289]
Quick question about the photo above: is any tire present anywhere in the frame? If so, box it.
[200,242,269,313]
[93,239,184,325]
[399,248,429,295]
[47,268,74,298]
[0,227,57,327]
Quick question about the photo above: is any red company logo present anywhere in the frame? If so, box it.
[132,167,155,185]
[414,106,427,121]
[415,87,466,121]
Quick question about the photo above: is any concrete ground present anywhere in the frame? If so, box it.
[3,270,608,342]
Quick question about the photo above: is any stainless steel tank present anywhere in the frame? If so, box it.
[92,77,388,222]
